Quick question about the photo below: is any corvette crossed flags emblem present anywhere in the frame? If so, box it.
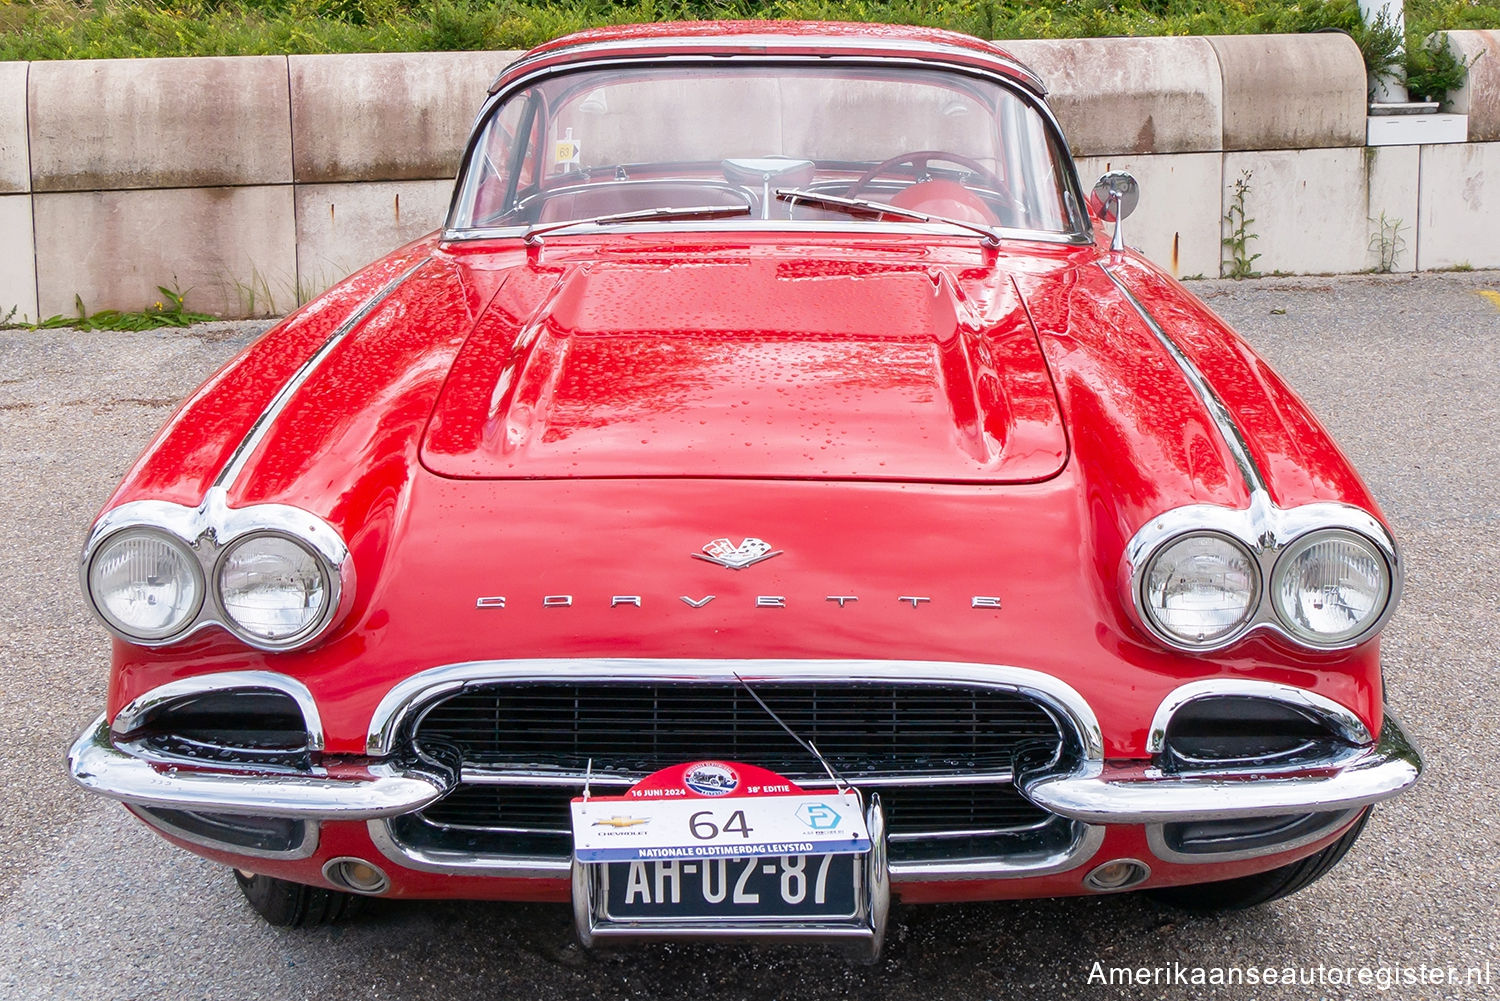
[692,537,783,570]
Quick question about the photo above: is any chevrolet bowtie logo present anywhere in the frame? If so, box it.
[592,816,650,828]
[693,537,783,570]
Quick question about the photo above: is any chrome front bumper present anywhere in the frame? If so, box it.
[67,714,446,820]
[1023,712,1423,825]
[68,709,1422,830]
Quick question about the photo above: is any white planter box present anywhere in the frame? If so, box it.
[1367,113,1468,146]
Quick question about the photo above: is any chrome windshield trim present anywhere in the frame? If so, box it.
[68,714,448,820]
[80,492,355,652]
[213,256,429,492]
[1022,712,1421,825]
[132,805,321,861]
[365,658,1104,762]
[1098,263,1266,495]
[451,53,1090,241]
[111,670,326,753]
[442,219,1090,246]
[1146,679,1372,755]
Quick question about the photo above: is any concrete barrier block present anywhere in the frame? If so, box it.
[1442,31,1500,141]
[34,186,296,319]
[1076,152,1223,278]
[28,56,291,192]
[1416,141,1500,270]
[290,51,519,183]
[0,63,27,194]
[295,179,451,297]
[1365,145,1419,273]
[1005,37,1222,156]
[1208,34,1367,151]
[0,195,36,322]
[1221,148,1368,275]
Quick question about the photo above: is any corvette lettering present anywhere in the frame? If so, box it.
[476,594,1003,608]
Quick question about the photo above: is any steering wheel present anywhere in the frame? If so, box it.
[846,150,1009,202]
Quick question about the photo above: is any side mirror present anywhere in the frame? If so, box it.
[1089,171,1140,251]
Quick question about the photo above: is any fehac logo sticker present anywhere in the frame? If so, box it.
[683,761,739,797]
[796,802,844,830]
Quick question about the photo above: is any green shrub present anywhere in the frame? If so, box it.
[1405,32,1482,104]
[1347,8,1406,91]
[0,0,1495,61]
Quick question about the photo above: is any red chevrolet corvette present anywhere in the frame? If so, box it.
[69,21,1421,959]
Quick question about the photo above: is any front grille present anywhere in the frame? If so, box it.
[412,682,1062,776]
[421,780,1053,837]
[401,680,1071,866]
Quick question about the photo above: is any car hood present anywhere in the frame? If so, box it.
[419,256,1068,482]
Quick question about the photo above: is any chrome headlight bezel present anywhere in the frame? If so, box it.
[80,491,354,652]
[1124,498,1400,654]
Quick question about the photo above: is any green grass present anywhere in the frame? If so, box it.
[10,286,215,331]
[0,0,1496,62]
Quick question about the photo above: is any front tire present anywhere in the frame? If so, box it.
[234,870,361,927]
[1147,808,1370,911]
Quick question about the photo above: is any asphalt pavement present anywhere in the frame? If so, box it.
[0,271,1497,1000]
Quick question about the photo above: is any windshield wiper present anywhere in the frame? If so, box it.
[522,204,752,244]
[775,188,1001,247]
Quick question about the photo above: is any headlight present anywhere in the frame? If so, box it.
[1271,530,1390,646]
[1142,533,1259,647]
[217,534,330,645]
[87,529,204,640]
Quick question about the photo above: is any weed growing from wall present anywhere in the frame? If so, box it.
[1369,212,1408,272]
[1222,170,1262,280]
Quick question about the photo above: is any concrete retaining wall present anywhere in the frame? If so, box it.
[1,32,1497,320]
[1,51,518,321]
[1016,30,1499,279]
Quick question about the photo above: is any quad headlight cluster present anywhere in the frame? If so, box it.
[82,497,351,651]
[1128,503,1399,652]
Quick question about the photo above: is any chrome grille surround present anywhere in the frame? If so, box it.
[364,659,1106,882]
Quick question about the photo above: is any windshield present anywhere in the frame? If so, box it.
[450,62,1081,237]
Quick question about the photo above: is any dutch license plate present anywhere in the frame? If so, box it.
[601,854,859,921]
